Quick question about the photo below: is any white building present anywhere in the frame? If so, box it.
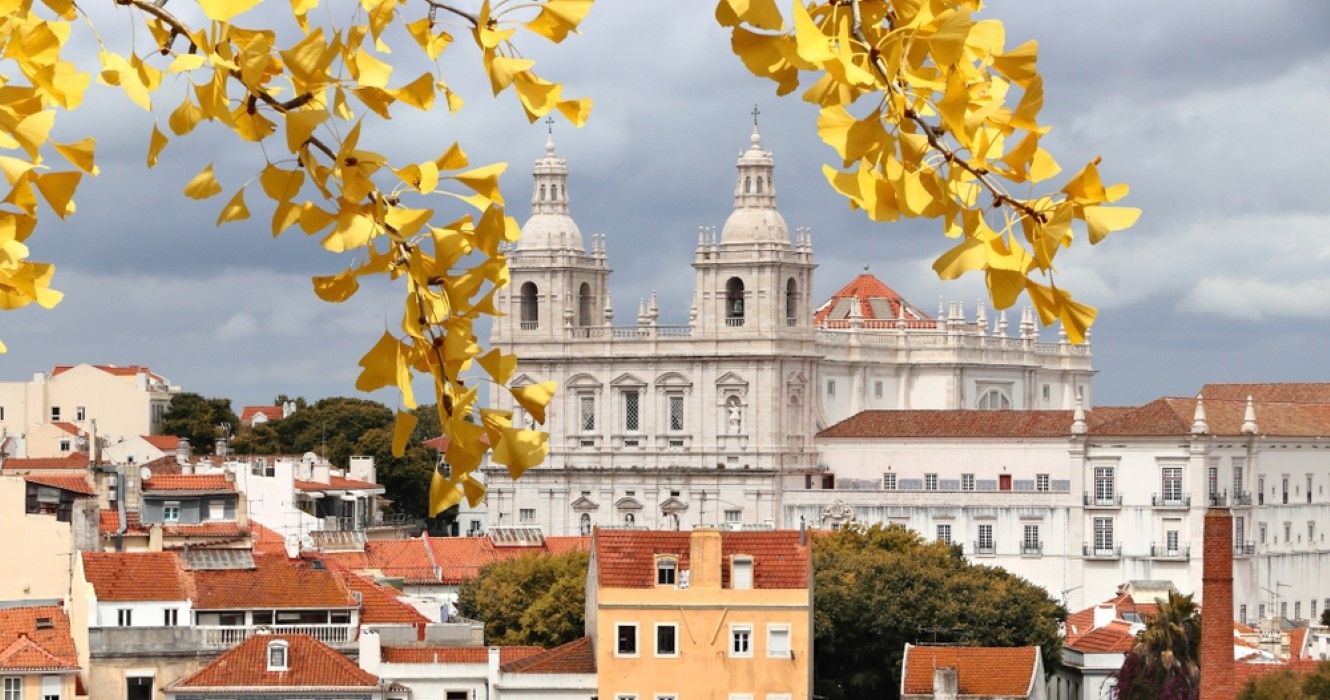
[358,633,595,700]
[484,125,1091,535]
[229,453,388,549]
[0,364,179,457]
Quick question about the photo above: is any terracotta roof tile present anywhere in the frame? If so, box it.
[818,410,1075,439]
[1091,392,1330,438]
[295,476,383,492]
[323,538,438,583]
[501,636,596,674]
[593,530,809,589]
[51,422,81,436]
[24,473,95,495]
[0,605,78,672]
[251,522,289,556]
[192,554,354,610]
[429,535,591,584]
[1066,621,1136,653]
[168,634,380,689]
[82,552,188,601]
[240,406,285,423]
[1289,627,1309,659]
[2,453,89,470]
[901,644,1037,697]
[142,474,234,493]
[52,364,164,383]
[813,273,930,326]
[1201,383,1330,403]
[163,522,248,538]
[1233,657,1324,687]
[142,435,182,451]
[98,509,146,535]
[382,646,543,664]
[335,572,429,625]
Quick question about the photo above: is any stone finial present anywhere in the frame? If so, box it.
[996,310,1008,336]
[975,300,987,331]
[647,290,659,322]
[1191,393,1209,435]
[1241,395,1259,435]
[937,296,945,320]
[1071,392,1087,436]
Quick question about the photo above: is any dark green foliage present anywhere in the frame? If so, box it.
[1239,669,1310,700]
[160,392,238,455]
[1111,591,1200,700]
[812,524,1065,700]
[455,550,590,647]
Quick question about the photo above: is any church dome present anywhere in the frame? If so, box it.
[720,207,789,245]
[519,212,584,251]
[719,126,789,246]
[517,134,584,253]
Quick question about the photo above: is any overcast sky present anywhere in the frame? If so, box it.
[5,1,1329,408]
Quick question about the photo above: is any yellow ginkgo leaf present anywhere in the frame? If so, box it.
[555,98,592,126]
[199,0,263,22]
[524,0,594,43]
[485,55,535,95]
[477,347,517,385]
[168,97,204,136]
[387,72,435,110]
[511,380,557,425]
[146,125,168,168]
[716,0,783,31]
[215,187,250,225]
[311,268,360,302]
[1082,205,1141,244]
[259,165,305,202]
[285,109,328,154]
[33,171,80,219]
[183,163,223,199]
[452,162,507,205]
[166,54,207,73]
[391,409,417,457]
[353,47,392,89]
[52,139,98,175]
[491,427,549,480]
[13,111,55,158]
[428,467,461,516]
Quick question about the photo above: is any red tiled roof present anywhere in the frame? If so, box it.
[1066,621,1136,653]
[51,422,81,436]
[251,522,288,556]
[143,434,182,451]
[51,364,165,383]
[240,405,285,423]
[593,530,809,589]
[1233,657,1324,687]
[142,474,234,493]
[24,473,95,495]
[81,552,188,601]
[295,476,383,492]
[901,644,1037,697]
[192,554,354,610]
[98,509,146,535]
[323,538,437,583]
[1201,383,1330,403]
[2,453,89,470]
[502,636,596,674]
[1091,393,1330,438]
[382,645,543,664]
[429,535,591,584]
[164,522,248,538]
[819,410,1075,439]
[1289,627,1310,659]
[813,272,928,325]
[0,605,78,672]
[168,634,380,689]
[336,573,429,625]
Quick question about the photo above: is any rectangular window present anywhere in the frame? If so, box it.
[1235,516,1245,546]
[1233,460,1244,498]
[732,557,753,590]
[1166,529,1180,554]
[615,696,638,700]
[1042,384,1050,400]
[163,503,180,522]
[1282,475,1290,504]
[1023,524,1040,552]
[624,391,640,432]
[936,523,952,544]
[655,623,678,657]
[873,380,883,399]
[1295,602,1302,620]
[208,501,224,521]
[1313,600,1319,621]
[724,509,741,524]
[519,508,535,523]
[163,609,177,626]
[1093,517,1114,552]
[961,474,975,491]
[1259,603,1266,621]
[1240,604,1248,625]
[1208,464,1219,499]
[1308,474,1314,504]
[657,558,677,586]
[1284,522,1292,544]
[977,524,994,552]
[50,406,60,422]
[924,473,938,491]
[1162,467,1183,503]
[117,608,132,626]
[1282,602,1288,619]
[1309,521,1316,544]
[3,678,20,700]
[40,675,59,700]
[767,625,791,657]
[669,395,684,431]
[76,406,86,421]
[58,440,70,452]
[1259,522,1267,544]
[615,623,638,656]
[1258,475,1265,505]
[1094,466,1115,502]
[826,380,835,397]
[1036,474,1050,492]
[730,625,753,657]
[0,406,4,420]
[882,472,897,491]
[580,395,595,432]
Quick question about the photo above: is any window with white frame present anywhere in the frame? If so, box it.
[615,695,637,700]
[579,395,596,432]
[1165,529,1180,555]
[1023,524,1040,552]
[730,625,753,657]
[656,695,678,700]
[1259,522,1267,544]
[1208,465,1219,499]
[519,508,536,523]
[1284,521,1292,544]
[266,640,288,671]
[1240,604,1248,625]
[656,557,677,586]
[208,500,224,521]
[767,624,791,657]
[1309,521,1316,544]
[1036,474,1050,492]
[1042,384,1050,401]
[1296,602,1302,620]
[655,623,678,657]
[623,390,640,432]
[883,472,897,490]
[163,609,178,626]
[1162,467,1183,503]
[732,557,753,590]
[615,623,638,656]
[668,395,685,431]
[50,406,60,422]
[162,502,181,522]
[1233,460,1245,497]
[977,524,994,552]
[1093,517,1114,552]
[730,695,754,700]
[76,406,85,421]
[924,473,938,491]
[58,440,70,452]
[1093,466,1115,502]
[3,678,20,700]
[724,509,741,524]
[873,380,883,399]
[961,474,975,491]
[767,695,792,700]
[40,675,58,700]
[936,523,952,544]
[976,389,1011,410]
[117,608,132,626]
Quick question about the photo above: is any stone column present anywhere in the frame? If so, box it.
[1200,507,1234,700]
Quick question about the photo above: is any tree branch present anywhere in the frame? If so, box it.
[423,0,479,26]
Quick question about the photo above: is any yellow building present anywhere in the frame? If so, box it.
[588,528,812,700]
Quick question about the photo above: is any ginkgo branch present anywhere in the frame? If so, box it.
[118,0,199,53]
[422,0,478,26]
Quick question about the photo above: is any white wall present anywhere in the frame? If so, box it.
[91,600,192,628]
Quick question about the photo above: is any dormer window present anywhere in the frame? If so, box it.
[656,556,677,586]
[731,556,753,590]
[266,640,289,671]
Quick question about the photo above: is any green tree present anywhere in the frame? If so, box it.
[1321,608,1330,627]
[266,397,394,467]
[1112,591,1201,700]
[230,422,283,456]
[160,393,239,455]
[456,550,589,648]
[1302,661,1330,699]
[812,524,1064,700]
[352,423,438,524]
[1238,669,1311,700]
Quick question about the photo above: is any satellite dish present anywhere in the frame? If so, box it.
[140,466,153,482]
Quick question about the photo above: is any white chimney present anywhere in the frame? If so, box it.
[933,667,959,700]
[1093,604,1117,630]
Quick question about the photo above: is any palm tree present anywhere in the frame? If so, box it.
[1113,591,1202,699]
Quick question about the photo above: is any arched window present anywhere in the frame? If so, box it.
[725,277,745,326]
[579,513,591,535]
[744,176,752,194]
[977,389,1012,410]
[519,282,538,329]
[756,176,764,193]
[578,282,593,327]
[539,184,546,201]
[624,512,636,526]
[785,277,798,326]
[551,184,559,199]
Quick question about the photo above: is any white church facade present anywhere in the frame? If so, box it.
[483,125,1093,536]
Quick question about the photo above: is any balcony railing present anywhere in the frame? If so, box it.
[725,317,745,327]
[1209,492,1228,507]
[1232,492,1253,506]
[1152,494,1191,508]
[198,624,354,649]
[519,321,538,330]
[1083,493,1123,508]
[1020,541,1043,556]
[1083,543,1122,559]
[1234,542,1256,557]
[972,541,996,556]
[1150,544,1191,560]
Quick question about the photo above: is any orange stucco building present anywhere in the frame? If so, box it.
[587,528,812,700]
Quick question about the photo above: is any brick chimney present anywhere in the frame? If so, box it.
[1200,507,1234,700]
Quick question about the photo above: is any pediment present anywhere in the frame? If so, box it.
[656,372,692,388]
[566,372,603,389]
[659,497,689,514]
[570,495,599,511]
[610,372,648,388]
[786,371,808,385]
[715,371,748,388]
[510,373,538,388]
[614,496,644,511]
